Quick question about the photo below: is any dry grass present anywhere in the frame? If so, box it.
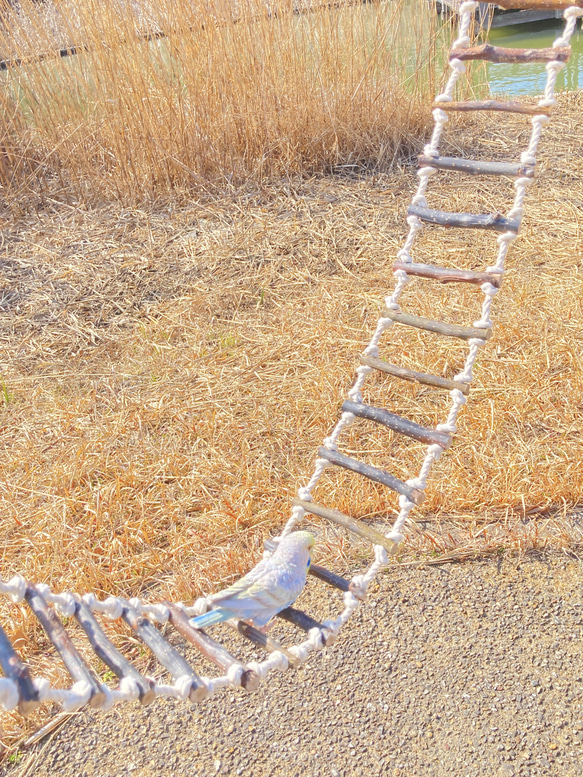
[0,0,445,201]
[0,92,582,752]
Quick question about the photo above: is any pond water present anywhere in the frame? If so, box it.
[484,18,583,95]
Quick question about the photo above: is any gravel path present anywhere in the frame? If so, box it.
[8,553,583,777]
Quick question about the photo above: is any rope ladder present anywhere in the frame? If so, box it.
[1,0,581,717]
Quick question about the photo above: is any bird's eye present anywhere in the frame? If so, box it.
[307,558,311,568]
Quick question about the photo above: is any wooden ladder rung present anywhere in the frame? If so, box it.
[228,620,301,670]
[264,538,352,595]
[359,355,471,395]
[0,622,40,715]
[25,586,106,708]
[393,260,502,288]
[408,204,520,233]
[450,43,571,64]
[432,99,551,116]
[382,308,492,342]
[293,498,398,556]
[73,600,155,705]
[164,602,260,692]
[342,399,452,449]
[481,0,582,9]
[317,446,425,505]
[119,600,207,702]
[418,154,534,179]
[277,607,336,646]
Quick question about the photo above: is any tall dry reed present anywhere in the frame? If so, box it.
[0,0,443,200]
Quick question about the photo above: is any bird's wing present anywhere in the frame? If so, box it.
[210,561,303,611]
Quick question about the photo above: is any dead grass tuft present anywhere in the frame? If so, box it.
[0,0,444,201]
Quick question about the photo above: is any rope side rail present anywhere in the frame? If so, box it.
[1,1,582,716]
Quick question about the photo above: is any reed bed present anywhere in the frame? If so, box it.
[1,90,582,753]
[0,0,444,201]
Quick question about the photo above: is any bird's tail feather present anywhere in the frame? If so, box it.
[189,608,232,630]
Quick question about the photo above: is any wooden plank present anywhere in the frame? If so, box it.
[418,154,534,178]
[228,620,301,670]
[73,601,155,705]
[408,205,520,233]
[317,447,425,505]
[0,622,40,715]
[484,0,582,9]
[382,308,492,341]
[490,9,560,26]
[264,538,352,594]
[277,607,336,646]
[433,100,551,116]
[393,260,502,287]
[450,43,571,64]
[120,600,207,702]
[293,498,399,556]
[164,602,260,692]
[359,355,470,395]
[25,586,105,708]
[342,400,452,449]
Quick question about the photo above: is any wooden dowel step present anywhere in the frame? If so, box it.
[450,43,571,64]
[228,620,301,670]
[482,0,582,9]
[25,586,106,709]
[382,308,492,341]
[119,600,207,702]
[418,154,534,179]
[293,498,399,556]
[164,602,260,692]
[264,538,352,595]
[359,355,470,395]
[73,600,155,705]
[277,607,336,647]
[408,204,520,233]
[433,99,551,116]
[0,622,40,715]
[317,447,425,505]
[393,260,502,288]
[342,399,452,449]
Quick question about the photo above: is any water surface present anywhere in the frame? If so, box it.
[486,19,583,95]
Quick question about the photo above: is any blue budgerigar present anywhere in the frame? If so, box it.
[190,531,315,630]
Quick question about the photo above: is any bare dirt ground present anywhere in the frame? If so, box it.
[7,552,583,777]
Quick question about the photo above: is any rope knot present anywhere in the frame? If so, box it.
[349,575,368,602]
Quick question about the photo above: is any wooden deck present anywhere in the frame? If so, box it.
[437,0,562,25]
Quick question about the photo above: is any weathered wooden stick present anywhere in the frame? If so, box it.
[264,538,352,594]
[293,498,399,555]
[433,99,551,116]
[277,607,336,647]
[408,204,520,233]
[25,586,105,708]
[317,447,425,505]
[228,620,301,670]
[120,600,207,702]
[359,355,471,395]
[164,602,259,692]
[73,600,155,705]
[382,308,492,341]
[450,43,571,64]
[342,400,452,449]
[0,622,40,715]
[393,260,502,288]
[418,154,534,179]
[483,0,582,9]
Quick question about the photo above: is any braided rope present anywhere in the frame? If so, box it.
[1,4,581,714]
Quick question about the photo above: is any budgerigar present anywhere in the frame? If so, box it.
[190,531,315,630]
